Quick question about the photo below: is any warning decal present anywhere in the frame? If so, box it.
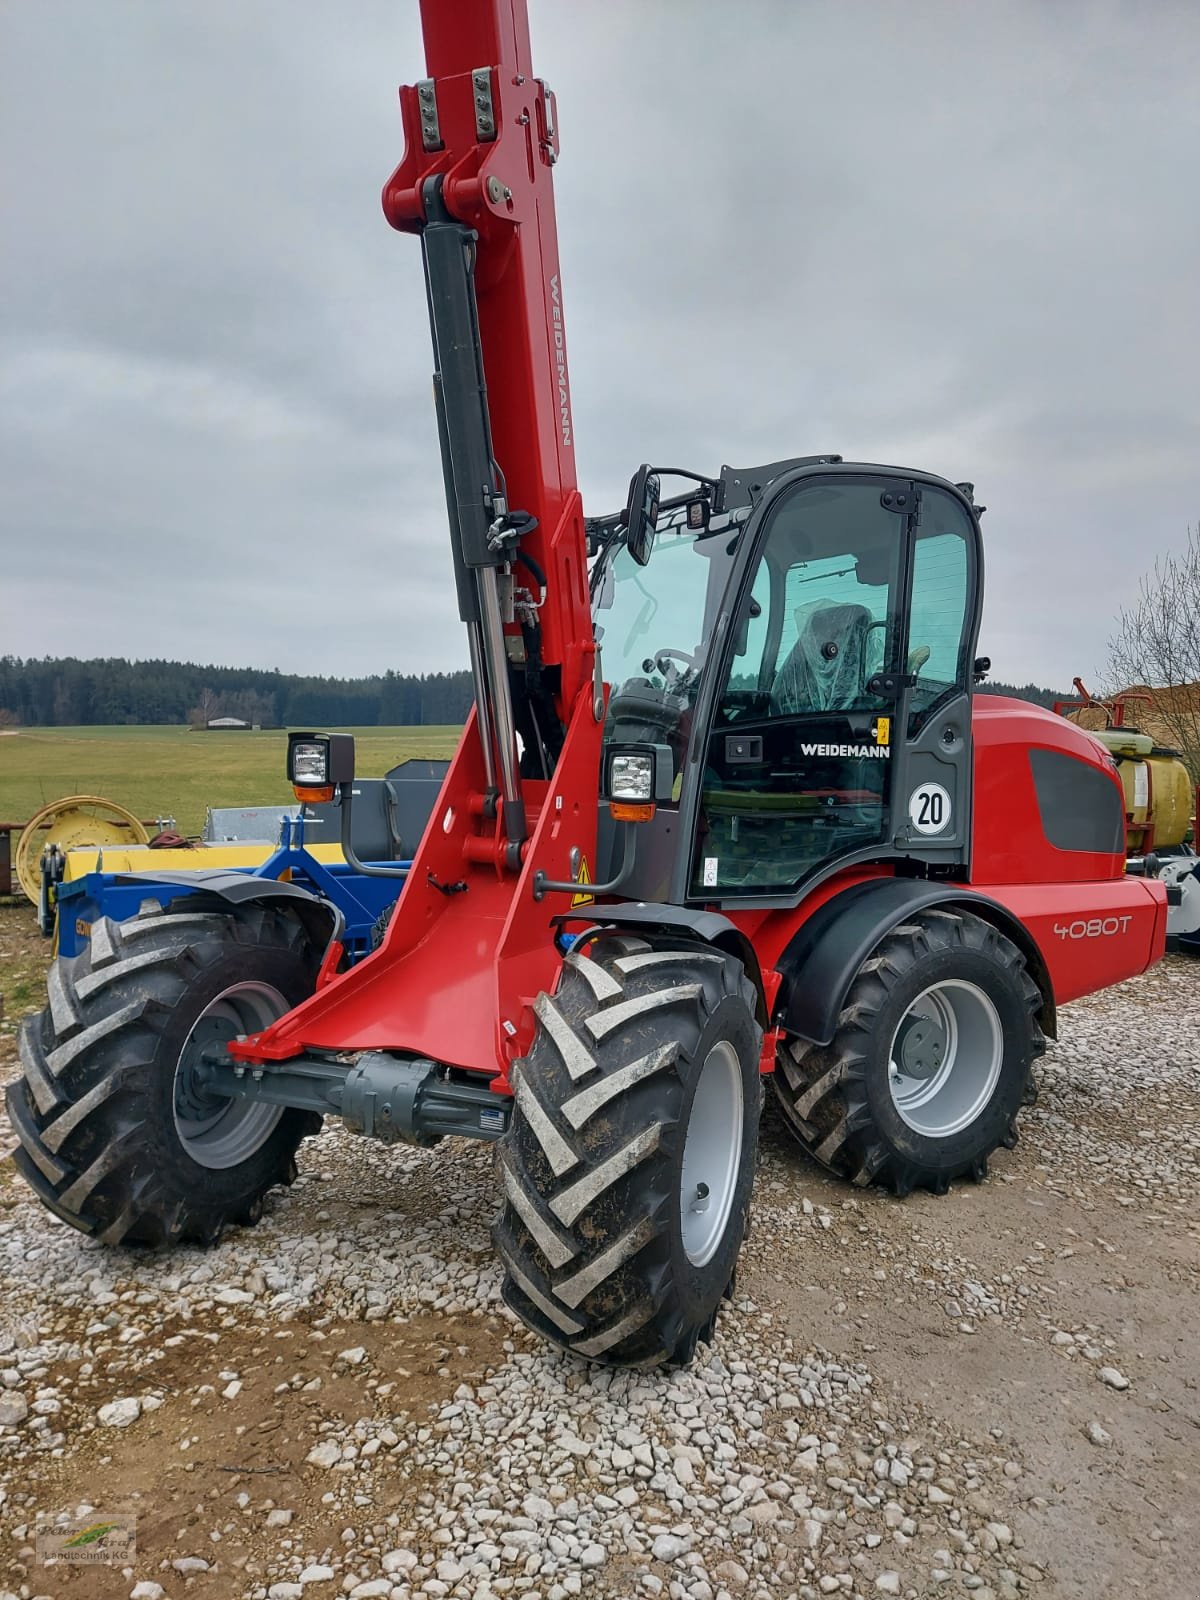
[571,857,594,908]
[1133,762,1149,810]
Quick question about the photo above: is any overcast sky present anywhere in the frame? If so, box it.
[2,1,1197,690]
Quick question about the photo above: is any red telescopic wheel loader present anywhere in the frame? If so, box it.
[10,0,1168,1367]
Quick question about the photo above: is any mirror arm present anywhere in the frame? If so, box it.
[532,820,637,902]
[337,782,410,880]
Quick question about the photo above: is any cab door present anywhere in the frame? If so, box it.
[686,472,980,902]
[892,483,980,865]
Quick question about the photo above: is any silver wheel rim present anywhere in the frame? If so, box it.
[680,1040,744,1268]
[173,982,290,1169]
[887,979,1003,1138]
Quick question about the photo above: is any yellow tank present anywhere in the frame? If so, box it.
[1093,730,1194,851]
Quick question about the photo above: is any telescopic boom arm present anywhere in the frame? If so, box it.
[383,0,595,855]
[228,0,606,1081]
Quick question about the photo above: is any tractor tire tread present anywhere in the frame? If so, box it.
[494,939,760,1367]
[8,902,320,1248]
[773,908,1044,1196]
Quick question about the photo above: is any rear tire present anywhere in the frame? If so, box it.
[7,902,322,1246]
[494,937,762,1367]
[773,908,1043,1195]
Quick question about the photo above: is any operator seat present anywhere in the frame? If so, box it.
[772,600,874,714]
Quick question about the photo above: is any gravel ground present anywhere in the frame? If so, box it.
[0,905,1196,1600]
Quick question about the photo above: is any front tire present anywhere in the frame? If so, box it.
[7,902,322,1246]
[494,938,762,1367]
[773,908,1043,1195]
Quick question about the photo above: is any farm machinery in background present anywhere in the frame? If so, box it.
[14,761,448,961]
[1057,679,1199,952]
[7,794,159,931]
[8,0,1174,1368]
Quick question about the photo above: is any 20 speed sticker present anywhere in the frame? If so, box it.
[908,781,951,835]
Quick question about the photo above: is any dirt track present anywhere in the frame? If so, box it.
[0,903,1196,1600]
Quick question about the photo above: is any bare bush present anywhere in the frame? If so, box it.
[1106,525,1200,779]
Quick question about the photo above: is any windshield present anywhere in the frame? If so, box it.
[595,525,739,787]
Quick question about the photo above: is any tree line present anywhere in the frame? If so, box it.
[0,657,474,728]
[1104,524,1199,778]
[976,681,1069,710]
[0,655,1073,730]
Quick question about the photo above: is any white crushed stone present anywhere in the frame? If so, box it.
[97,1397,141,1428]
[0,950,1194,1600]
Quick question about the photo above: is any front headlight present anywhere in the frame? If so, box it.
[608,751,654,802]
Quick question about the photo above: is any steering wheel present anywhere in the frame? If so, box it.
[642,648,698,692]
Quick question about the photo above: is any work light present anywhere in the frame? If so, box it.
[290,740,330,786]
[603,743,673,822]
[287,731,355,803]
[609,751,654,802]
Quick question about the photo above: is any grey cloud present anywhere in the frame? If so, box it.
[2,0,1197,685]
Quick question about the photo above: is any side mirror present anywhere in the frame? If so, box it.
[624,465,660,567]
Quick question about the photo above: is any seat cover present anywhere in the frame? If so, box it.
[772,600,873,713]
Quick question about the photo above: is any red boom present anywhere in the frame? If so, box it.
[382,0,592,717]
[232,0,604,1088]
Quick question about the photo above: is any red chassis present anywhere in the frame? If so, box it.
[233,694,1165,1085]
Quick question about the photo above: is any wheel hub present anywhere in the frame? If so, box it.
[887,980,1003,1140]
[172,982,291,1170]
[175,1017,240,1121]
[894,1012,946,1081]
[679,1042,744,1268]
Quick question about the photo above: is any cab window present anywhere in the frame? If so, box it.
[906,488,973,735]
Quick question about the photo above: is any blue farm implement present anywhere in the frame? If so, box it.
[42,759,449,962]
[54,819,406,965]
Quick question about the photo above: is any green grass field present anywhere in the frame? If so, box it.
[0,725,462,838]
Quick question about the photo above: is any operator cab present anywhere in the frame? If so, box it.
[594,459,982,905]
